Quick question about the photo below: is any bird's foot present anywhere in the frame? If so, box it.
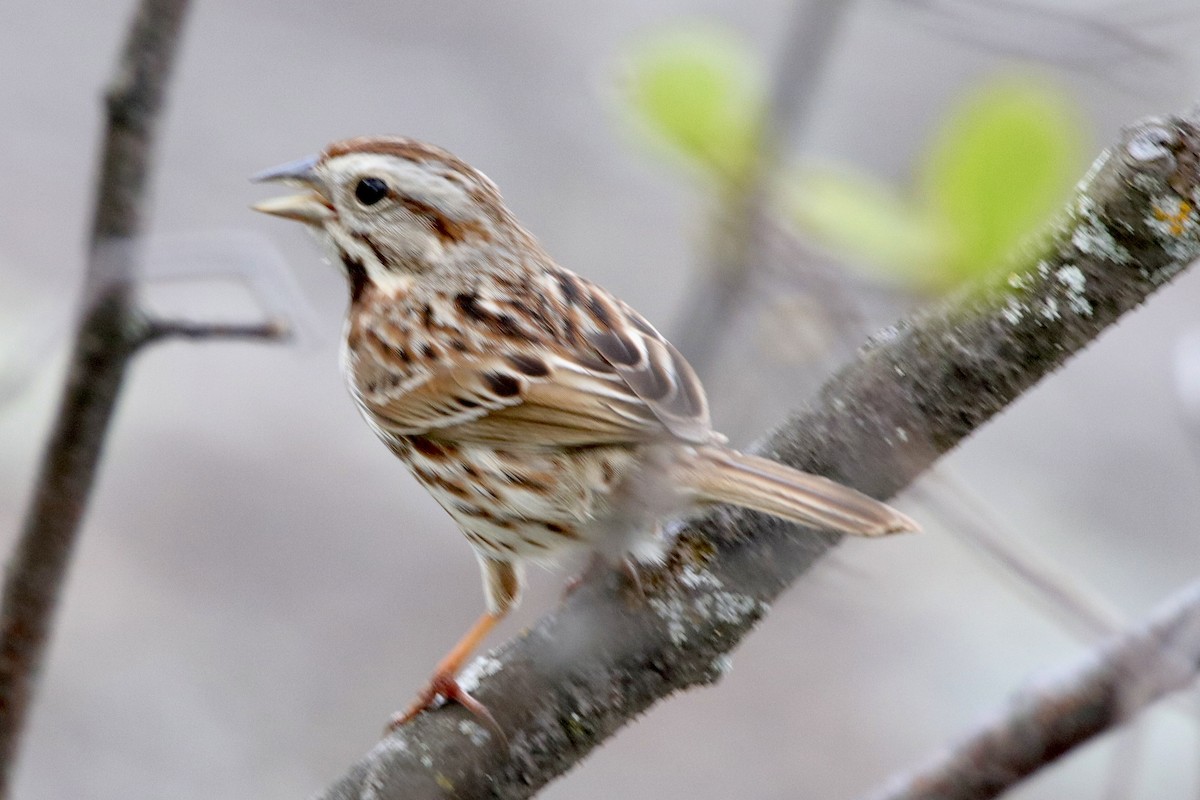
[561,552,607,599]
[562,553,651,605]
[386,671,502,738]
[620,556,648,600]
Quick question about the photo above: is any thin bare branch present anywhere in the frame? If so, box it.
[915,470,1126,640]
[673,0,852,370]
[859,578,1200,800]
[0,1,191,794]
[311,111,1200,800]
[138,316,291,346]
[897,0,1182,93]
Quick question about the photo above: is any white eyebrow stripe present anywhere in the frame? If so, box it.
[324,153,476,217]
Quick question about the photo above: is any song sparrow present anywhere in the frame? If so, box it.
[253,137,917,728]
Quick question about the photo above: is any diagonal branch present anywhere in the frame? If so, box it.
[312,112,1200,798]
[0,3,193,794]
[859,576,1200,800]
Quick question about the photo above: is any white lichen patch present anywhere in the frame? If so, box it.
[1039,296,1060,321]
[1056,265,1093,316]
[457,654,503,692]
[458,719,492,746]
[712,654,734,676]
[1001,297,1026,325]
[1125,132,1170,164]
[1146,195,1194,236]
[650,565,767,646]
[361,737,413,800]
[706,588,762,625]
[678,563,722,591]
[1132,172,1163,194]
[648,595,688,645]
[366,735,409,760]
[868,324,901,346]
[1144,194,1200,266]
[1072,219,1130,264]
[1073,149,1110,197]
[1057,265,1085,293]
[1074,191,1098,221]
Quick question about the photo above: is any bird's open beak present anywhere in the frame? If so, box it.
[250,154,335,225]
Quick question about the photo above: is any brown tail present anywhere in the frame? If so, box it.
[686,446,918,536]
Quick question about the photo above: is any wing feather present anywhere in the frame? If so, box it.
[361,353,661,448]
[579,286,713,443]
[358,272,715,449]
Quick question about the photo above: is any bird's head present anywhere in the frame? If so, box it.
[253,137,516,294]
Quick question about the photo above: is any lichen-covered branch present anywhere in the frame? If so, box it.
[312,112,1200,799]
[859,577,1200,800]
[0,2,191,795]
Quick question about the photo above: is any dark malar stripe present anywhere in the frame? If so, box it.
[341,255,370,303]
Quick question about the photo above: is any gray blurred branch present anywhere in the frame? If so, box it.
[860,578,1200,800]
[673,0,851,371]
[314,112,1200,799]
[0,0,282,795]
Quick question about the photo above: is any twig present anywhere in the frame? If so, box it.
[913,470,1154,798]
[0,1,191,795]
[858,578,1200,800]
[137,316,291,346]
[897,0,1179,93]
[915,470,1127,640]
[310,111,1200,799]
[673,0,852,371]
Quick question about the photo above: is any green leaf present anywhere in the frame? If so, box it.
[785,166,953,285]
[919,77,1085,284]
[617,26,765,182]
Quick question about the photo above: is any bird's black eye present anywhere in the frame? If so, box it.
[354,177,389,206]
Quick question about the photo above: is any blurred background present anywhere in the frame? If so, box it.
[3,0,1200,798]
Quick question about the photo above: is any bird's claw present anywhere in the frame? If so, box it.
[562,553,648,603]
[386,672,503,741]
